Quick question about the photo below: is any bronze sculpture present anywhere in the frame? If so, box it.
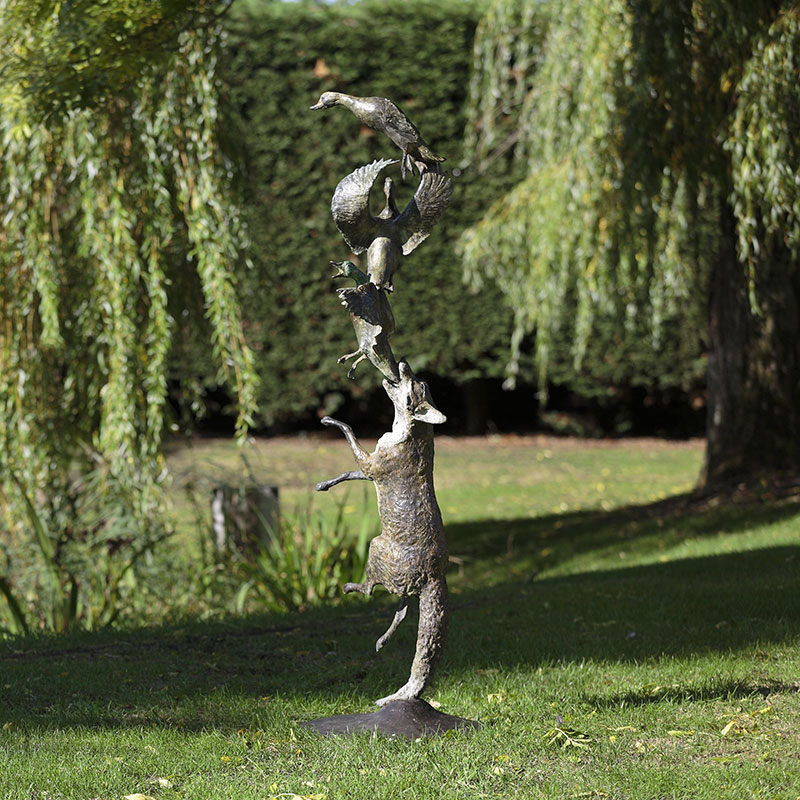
[336,280,399,383]
[307,93,475,736]
[310,92,446,180]
[318,360,447,706]
[330,259,369,286]
[331,158,452,291]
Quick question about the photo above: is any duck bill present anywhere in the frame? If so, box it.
[309,102,325,110]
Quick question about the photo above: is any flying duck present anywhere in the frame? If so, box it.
[331,158,453,291]
[310,92,446,180]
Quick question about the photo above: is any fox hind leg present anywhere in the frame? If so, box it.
[343,580,374,595]
[375,596,408,652]
[375,579,448,706]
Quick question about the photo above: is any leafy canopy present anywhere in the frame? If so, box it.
[461,0,800,392]
[0,0,231,117]
[0,0,257,629]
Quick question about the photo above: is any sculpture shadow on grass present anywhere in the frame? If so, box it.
[446,544,800,672]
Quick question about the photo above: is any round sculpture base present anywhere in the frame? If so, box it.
[302,698,479,739]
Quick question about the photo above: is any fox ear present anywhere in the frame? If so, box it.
[413,402,446,425]
[398,360,414,381]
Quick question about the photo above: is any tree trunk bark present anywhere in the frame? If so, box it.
[702,205,800,486]
[463,378,488,435]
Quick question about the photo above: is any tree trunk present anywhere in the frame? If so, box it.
[463,378,488,435]
[702,205,800,486]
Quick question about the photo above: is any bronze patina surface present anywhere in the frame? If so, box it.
[319,360,448,706]
[309,93,474,733]
[331,158,452,291]
[310,92,446,180]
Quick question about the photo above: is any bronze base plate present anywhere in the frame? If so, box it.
[302,698,479,739]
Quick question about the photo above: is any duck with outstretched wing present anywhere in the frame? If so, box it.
[331,159,453,292]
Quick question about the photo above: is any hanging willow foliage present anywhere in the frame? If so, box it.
[729,7,800,282]
[0,2,257,628]
[460,0,795,394]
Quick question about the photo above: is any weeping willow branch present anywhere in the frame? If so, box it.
[459,0,768,391]
[0,9,257,628]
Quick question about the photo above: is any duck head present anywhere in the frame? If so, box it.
[330,260,368,285]
[310,91,344,110]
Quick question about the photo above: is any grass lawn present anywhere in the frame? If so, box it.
[2,434,800,799]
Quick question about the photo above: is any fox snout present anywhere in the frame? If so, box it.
[383,360,446,426]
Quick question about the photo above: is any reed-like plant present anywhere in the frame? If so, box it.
[0,464,170,636]
[233,497,374,614]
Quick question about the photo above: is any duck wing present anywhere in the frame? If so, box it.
[331,159,397,254]
[380,101,423,145]
[338,283,395,335]
[395,171,453,255]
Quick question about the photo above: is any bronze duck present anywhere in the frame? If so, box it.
[337,281,399,384]
[330,259,369,286]
[331,159,452,291]
[310,92,446,180]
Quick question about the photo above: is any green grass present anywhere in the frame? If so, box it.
[3,435,800,799]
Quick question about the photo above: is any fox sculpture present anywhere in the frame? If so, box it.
[317,360,448,706]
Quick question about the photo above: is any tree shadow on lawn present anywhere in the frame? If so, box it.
[448,544,800,671]
[445,485,800,581]
[2,540,799,733]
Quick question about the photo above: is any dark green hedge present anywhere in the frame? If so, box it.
[217,0,524,426]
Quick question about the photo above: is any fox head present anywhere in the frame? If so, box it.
[384,360,446,427]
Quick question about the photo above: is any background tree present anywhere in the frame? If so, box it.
[460,0,800,485]
[0,0,257,631]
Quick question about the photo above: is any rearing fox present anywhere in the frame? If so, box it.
[316,360,448,706]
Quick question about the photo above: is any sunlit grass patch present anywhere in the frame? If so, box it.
[2,435,799,799]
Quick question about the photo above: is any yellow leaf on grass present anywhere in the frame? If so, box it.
[124,795,156,800]
[271,795,326,800]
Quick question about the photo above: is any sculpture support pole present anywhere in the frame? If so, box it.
[303,93,476,737]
